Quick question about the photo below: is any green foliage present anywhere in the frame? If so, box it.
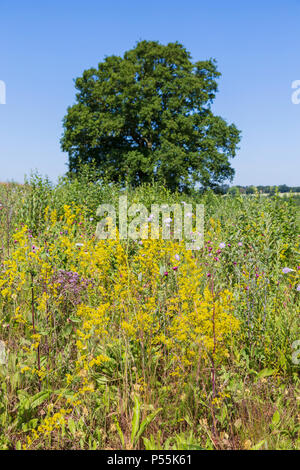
[114,396,162,449]
[0,174,299,450]
[61,40,241,192]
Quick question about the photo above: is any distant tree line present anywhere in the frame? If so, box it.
[217,184,300,195]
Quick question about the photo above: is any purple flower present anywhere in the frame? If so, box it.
[238,242,243,247]
[175,254,180,261]
[52,270,93,305]
[296,284,300,291]
[219,242,226,249]
[282,267,294,274]
[164,271,168,276]
[172,266,178,271]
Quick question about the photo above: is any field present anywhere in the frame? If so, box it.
[0,171,299,450]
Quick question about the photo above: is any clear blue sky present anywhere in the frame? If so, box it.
[0,0,299,186]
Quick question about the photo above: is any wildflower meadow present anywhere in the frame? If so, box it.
[0,170,299,450]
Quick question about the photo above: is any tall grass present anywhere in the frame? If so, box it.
[0,171,299,450]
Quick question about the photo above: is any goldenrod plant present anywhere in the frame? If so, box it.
[0,175,299,450]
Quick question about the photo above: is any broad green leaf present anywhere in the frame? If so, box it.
[251,440,266,450]
[134,408,162,445]
[69,316,81,323]
[68,418,76,437]
[131,395,141,444]
[22,418,38,432]
[29,390,51,409]
[272,410,280,426]
[256,368,276,380]
[114,418,125,448]
[16,441,22,450]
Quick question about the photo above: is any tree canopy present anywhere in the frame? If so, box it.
[61,40,241,192]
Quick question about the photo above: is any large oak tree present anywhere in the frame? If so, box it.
[61,40,241,192]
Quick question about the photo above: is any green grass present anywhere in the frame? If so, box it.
[0,171,299,450]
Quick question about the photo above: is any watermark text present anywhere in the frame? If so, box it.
[291,80,300,104]
[0,80,6,104]
[95,197,204,250]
